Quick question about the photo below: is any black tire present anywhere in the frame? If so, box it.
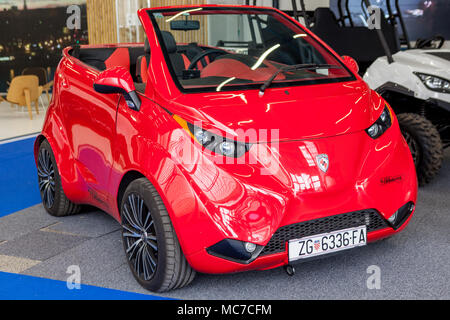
[37,140,81,217]
[397,113,443,186]
[120,178,195,292]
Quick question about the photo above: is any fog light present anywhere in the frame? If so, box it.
[245,242,257,253]
[207,239,263,264]
[388,202,415,230]
[388,211,398,224]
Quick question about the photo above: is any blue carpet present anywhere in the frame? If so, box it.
[0,272,166,300]
[0,137,170,300]
[0,137,41,218]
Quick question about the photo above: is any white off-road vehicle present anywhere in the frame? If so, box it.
[305,0,450,185]
[364,48,449,185]
[247,0,448,184]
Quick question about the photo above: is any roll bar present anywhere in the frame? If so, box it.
[245,0,310,27]
[337,0,355,27]
[386,0,411,49]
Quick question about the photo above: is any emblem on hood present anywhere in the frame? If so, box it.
[316,154,330,173]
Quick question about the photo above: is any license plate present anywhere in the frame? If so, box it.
[288,226,367,262]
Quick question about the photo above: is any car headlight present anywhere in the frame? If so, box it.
[414,72,450,93]
[174,115,251,158]
[366,106,392,139]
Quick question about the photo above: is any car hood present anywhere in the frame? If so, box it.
[167,80,383,143]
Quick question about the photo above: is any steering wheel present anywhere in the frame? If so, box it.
[187,49,228,70]
[415,35,445,49]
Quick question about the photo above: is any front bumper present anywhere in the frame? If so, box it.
[188,205,415,274]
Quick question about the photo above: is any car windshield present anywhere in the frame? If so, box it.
[148,7,354,93]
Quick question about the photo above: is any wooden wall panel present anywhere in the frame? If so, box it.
[86,0,118,44]
[87,0,206,44]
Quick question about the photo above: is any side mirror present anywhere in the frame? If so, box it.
[342,56,360,74]
[94,66,141,111]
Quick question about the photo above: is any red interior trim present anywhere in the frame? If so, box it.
[140,57,149,84]
[105,48,131,70]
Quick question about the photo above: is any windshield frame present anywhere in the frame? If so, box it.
[147,6,356,94]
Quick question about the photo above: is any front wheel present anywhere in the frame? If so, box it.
[397,113,443,186]
[120,178,196,292]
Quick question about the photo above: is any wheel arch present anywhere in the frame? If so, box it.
[116,170,146,220]
[33,134,47,164]
[377,84,427,116]
[37,114,89,205]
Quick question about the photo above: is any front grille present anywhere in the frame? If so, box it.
[261,210,389,256]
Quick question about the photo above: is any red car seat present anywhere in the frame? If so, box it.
[136,38,151,83]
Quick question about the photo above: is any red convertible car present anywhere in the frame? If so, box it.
[34,5,418,292]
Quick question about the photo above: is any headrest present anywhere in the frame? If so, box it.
[266,15,284,28]
[314,8,339,28]
[161,31,177,54]
[263,16,295,41]
[144,38,150,54]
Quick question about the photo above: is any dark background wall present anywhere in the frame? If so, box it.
[330,0,450,41]
[0,1,88,92]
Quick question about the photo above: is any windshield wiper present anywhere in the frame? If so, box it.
[259,64,343,96]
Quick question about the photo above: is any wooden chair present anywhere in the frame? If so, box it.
[22,67,53,105]
[0,75,41,120]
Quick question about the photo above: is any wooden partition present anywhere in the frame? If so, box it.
[87,0,207,44]
[86,0,118,45]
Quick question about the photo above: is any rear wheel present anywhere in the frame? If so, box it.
[121,178,195,292]
[397,113,443,186]
[37,140,81,216]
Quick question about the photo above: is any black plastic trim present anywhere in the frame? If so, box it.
[389,202,415,230]
[93,84,141,111]
[261,209,390,256]
[123,91,141,111]
[207,239,264,265]
[93,84,127,95]
[426,98,450,113]
[375,81,415,97]
[376,81,450,113]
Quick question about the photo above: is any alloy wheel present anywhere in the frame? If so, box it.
[38,148,56,208]
[122,193,158,281]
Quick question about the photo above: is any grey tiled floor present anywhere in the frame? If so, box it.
[0,150,449,300]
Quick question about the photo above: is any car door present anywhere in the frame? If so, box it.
[59,58,120,211]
